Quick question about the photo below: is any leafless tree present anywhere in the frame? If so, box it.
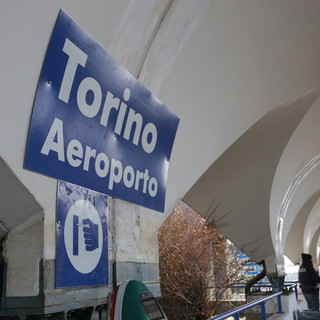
[158,202,250,320]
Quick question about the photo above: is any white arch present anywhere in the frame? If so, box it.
[304,198,320,253]
[270,96,320,263]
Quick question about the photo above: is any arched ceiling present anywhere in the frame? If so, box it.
[183,92,318,262]
[270,95,320,265]
[1,0,320,269]
[284,191,320,264]
[0,158,42,239]
[304,198,320,254]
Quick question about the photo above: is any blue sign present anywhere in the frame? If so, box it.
[56,181,108,287]
[24,10,179,212]
[236,251,261,276]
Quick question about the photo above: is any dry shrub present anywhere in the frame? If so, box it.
[158,202,248,320]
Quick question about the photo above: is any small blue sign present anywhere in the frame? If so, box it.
[236,251,261,276]
[243,263,260,275]
[24,10,179,212]
[56,180,108,287]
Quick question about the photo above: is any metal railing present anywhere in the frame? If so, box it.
[207,282,298,320]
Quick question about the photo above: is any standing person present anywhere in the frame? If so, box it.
[298,253,320,311]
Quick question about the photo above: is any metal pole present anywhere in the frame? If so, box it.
[260,301,267,320]
[276,294,283,314]
[233,313,240,320]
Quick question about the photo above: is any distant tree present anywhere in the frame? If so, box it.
[158,202,249,320]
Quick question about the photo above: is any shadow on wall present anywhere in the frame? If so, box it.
[0,157,43,297]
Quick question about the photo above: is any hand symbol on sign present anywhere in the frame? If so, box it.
[82,218,99,252]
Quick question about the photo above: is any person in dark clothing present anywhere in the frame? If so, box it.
[298,253,320,311]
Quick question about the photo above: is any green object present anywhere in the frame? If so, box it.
[112,280,167,320]
[122,281,149,320]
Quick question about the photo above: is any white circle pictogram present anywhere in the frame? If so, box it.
[64,199,103,274]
